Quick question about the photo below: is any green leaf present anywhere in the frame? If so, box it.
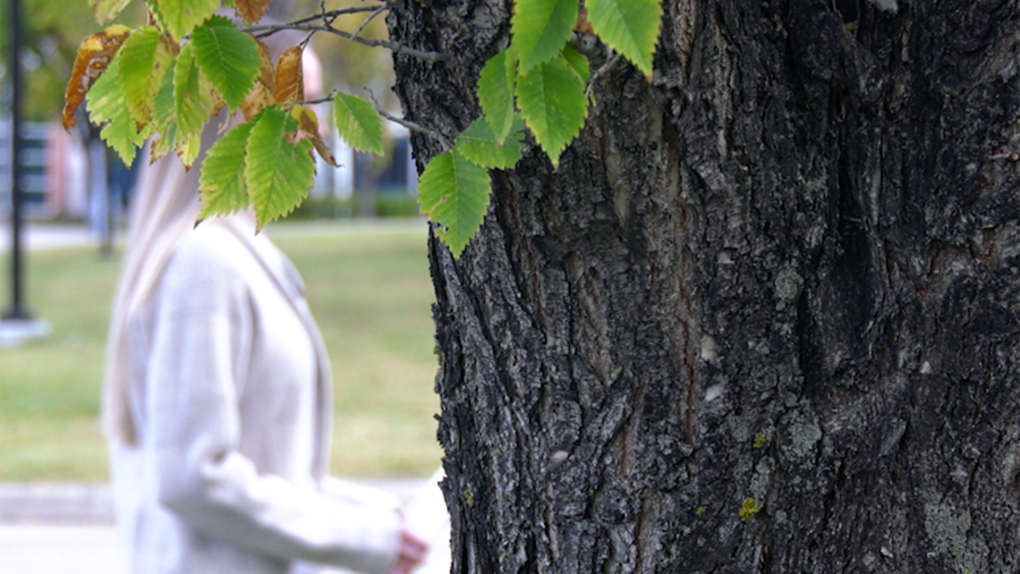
[190,15,261,112]
[85,53,146,167]
[199,120,255,220]
[152,59,177,128]
[455,116,525,169]
[516,55,588,167]
[149,60,178,161]
[417,150,491,258]
[91,0,132,24]
[333,92,384,155]
[245,107,315,230]
[174,42,218,144]
[156,0,221,41]
[175,133,203,168]
[151,123,177,163]
[586,0,663,76]
[477,48,517,145]
[119,27,176,128]
[512,0,578,74]
[561,43,590,84]
[145,0,169,30]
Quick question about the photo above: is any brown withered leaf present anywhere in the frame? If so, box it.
[574,8,594,35]
[235,0,273,24]
[240,39,276,121]
[274,46,304,104]
[61,24,132,130]
[293,105,336,166]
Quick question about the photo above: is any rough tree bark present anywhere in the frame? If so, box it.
[386,1,1019,571]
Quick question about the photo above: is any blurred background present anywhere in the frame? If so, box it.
[0,2,442,567]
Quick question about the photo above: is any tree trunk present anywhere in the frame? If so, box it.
[386,1,1020,571]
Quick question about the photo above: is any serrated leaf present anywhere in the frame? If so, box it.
[62,25,131,130]
[517,55,588,167]
[245,107,315,230]
[150,123,176,164]
[119,28,178,128]
[151,58,177,126]
[417,150,491,258]
[155,0,220,41]
[174,41,218,146]
[561,43,590,84]
[455,116,524,169]
[512,0,578,74]
[274,46,304,104]
[85,54,147,166]
[333,92,383,155]
[241,39,276,121]
[149,59,177,163]
[191,15,261,112]
[146,1,167,29]
[586,0,662,76]
[235,0,272,24]
[198,120,255,220]
[292,105,336,166]
[477,48,517,145]
[91,0,132,24]
[176,132,202,168]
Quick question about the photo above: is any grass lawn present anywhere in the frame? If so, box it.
[0,220,442,482]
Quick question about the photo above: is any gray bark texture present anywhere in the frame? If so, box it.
[386,0,1020,572]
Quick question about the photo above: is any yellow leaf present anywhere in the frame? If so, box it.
[292,105,336,166]
[235,0,273,24]
[240,39,276,121]
[274,46,304,104]
[62,25,132,130]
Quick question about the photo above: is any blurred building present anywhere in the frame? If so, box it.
[1,116,89,220]
[1,116,418,223]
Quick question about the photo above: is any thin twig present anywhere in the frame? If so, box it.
[252,5,385,30]
[299,30,316,48]
[318,24,448,63]
[350,6,386,43]
[251,21,447,63]
[586,47,621,98]
[293,90,447,143]
[378,108,440,138]
[293,91,337,107]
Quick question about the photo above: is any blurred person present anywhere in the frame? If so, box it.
[100,37,428,574]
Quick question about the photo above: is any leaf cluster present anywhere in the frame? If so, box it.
[417,0,663,256]
[63,0,663,251]
[62,1,387,230]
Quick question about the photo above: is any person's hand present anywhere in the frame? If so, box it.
[389,528,428,574]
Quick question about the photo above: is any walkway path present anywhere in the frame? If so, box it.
[0,479,427,574]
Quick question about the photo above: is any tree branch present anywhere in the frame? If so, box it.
[249,20,448,63]
[245,3,447,63]
[294,91,447,143]
[317,25,449,63]
[350,6,387,43]
[586,47,622,98]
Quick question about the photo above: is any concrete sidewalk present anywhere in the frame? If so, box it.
[0,479,427,574]
[0,221,101,252]
[0,218,429,253]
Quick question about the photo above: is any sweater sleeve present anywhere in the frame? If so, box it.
[145,230,401,574]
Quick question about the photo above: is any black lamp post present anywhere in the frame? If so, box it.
[1,0,50,347]
[3,0,30,321]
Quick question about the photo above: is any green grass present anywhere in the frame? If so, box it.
[0,221,442,481]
